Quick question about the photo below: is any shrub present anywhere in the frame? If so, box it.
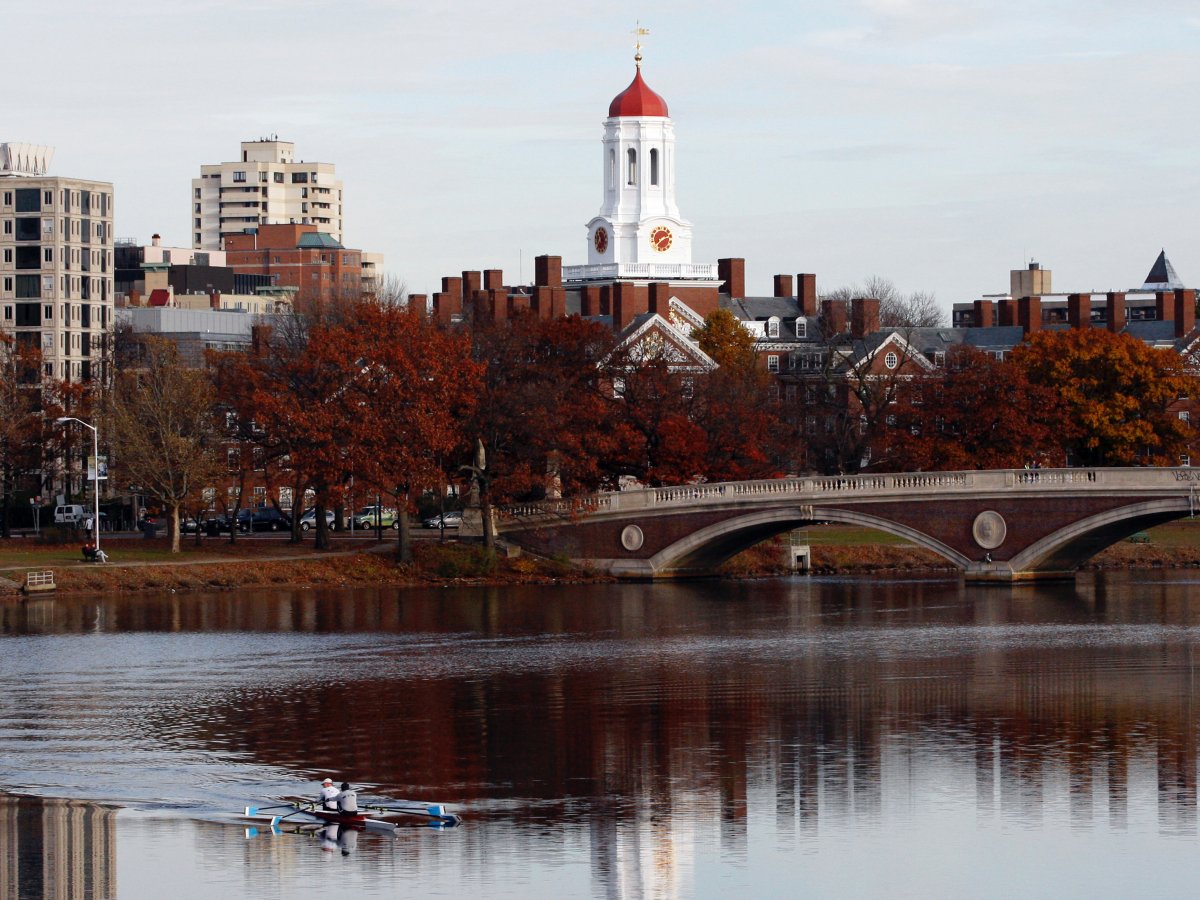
[415,543,497,578]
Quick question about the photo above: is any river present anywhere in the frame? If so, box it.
[2,572,1200,898]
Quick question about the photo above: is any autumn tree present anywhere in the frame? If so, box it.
[692,309,782,480]
[885,346,1068,471]
[1010,329,1195,466]
[109,338,222,552]
[350,301,483,562]
[0,338,48,536]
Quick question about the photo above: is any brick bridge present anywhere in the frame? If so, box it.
[492,468,1200,582]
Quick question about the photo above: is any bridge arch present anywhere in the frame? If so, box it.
[1007,498,1192,576]
[631,506,972,578]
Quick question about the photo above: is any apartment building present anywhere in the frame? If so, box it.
[0,143,114,381]
[191,138,343,251]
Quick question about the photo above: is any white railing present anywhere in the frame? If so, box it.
[562,263,720,282]
[499,468,1200,523]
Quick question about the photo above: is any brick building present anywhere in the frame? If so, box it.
[224,224,367,304]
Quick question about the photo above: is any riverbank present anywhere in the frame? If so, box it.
[0,521,1197,597]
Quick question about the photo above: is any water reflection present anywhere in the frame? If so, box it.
[3,574,1200,897]
[0,795,116,899]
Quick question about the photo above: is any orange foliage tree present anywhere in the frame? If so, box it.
[1010,329,1196,466]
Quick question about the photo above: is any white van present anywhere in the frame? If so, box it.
[54,504,87,525]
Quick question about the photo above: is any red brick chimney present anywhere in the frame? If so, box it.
[488,288,507,323]
[1018,296,1041,335]
[773,274,794,298]
[998,298,1017,327]
[483,269,504,291]
[535,255,563,288]
[648,282,671,316]
[580,284,602,317]
[1106,292,1126,332]
[612,282,648,331]
[1174,289,1196,337]
[718,258,745,298]
[1067,293,1090,329]
[972,299,993,328]
[209,291,221,309]
[851,298,880,339]
[549,286,566,319]
[508,293,530,316]
[531,286,551,319]
[820,299,849,337]
[409,293,427,316]
[441,275,463,301]
[462,271,482,302]
[797,274,817,317]
[1157,291,1175,322]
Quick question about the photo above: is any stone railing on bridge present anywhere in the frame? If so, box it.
[499,468,1200,525]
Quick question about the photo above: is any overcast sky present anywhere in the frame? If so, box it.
[9,0,1200,310]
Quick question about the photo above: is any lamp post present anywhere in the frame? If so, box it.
[55,417,100,553]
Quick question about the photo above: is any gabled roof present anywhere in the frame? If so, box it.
[838,330,938,374]
[1138,249,1184,291]
[607,312,716,373]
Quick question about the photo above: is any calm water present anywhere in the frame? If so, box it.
[3,573,1200,898]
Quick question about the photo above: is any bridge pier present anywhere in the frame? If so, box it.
[962,561,1077,583]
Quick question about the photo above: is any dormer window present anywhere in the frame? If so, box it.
[766,317,780,339]
[795,319,807,338]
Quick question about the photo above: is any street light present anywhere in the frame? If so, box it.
[55,416,100,553]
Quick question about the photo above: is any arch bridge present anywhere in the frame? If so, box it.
[491,468,1200,582]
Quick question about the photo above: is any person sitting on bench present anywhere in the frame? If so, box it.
[81,543,108,563]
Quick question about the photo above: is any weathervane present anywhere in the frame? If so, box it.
[633,21,650,67]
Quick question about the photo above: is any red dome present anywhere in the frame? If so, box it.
[608,68,669,118]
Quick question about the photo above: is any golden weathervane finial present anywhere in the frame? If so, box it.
[632,21,650,67]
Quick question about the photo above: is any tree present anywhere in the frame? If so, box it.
[823,276,944,328]
[0,337,47,537]
[109,338,222,552]
[350,302,482,563]
[692,309,782,480]
[1010,329,1196,466]
[885,346,1068,471]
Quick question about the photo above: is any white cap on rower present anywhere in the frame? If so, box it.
[322,778,333,785]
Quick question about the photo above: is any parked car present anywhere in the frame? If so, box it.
[182,515,227,534]
[299,508,338,532]
[352,506,399,529]
[423,510,464,529]
[235,507,292,532]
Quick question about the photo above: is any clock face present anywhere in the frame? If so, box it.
[650,226,673,253]
[594,226,609,254]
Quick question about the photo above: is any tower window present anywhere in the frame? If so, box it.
[626,148,637,186]
[650,149,659,186]
[608,150,616,189]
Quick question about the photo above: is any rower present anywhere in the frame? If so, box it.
[319,777,339,811]
[337,781,358,814]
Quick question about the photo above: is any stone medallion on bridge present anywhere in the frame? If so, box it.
[620,525,645,552]
[972,510,1007,550]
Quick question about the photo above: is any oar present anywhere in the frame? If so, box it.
[366,803,462,822]
[244,803,300,818]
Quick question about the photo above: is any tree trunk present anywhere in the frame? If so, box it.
[397,488,412,564]
[481,488,495,552]
[315,499,330,551]
[169,504,181,553]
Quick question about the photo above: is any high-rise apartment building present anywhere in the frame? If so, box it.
[191,139,343,251]
[0,143,114,381]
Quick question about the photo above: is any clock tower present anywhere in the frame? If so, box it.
[586,52,693,267]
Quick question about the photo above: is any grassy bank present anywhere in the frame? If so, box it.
[1,520,1198,598]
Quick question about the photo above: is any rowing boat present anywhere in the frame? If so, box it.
[244,798,463,833]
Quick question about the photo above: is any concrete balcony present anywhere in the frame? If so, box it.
[563,263,719,282]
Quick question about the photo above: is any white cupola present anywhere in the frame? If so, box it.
[586,54,694,267]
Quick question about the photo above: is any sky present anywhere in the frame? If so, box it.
[8,0,1200,312]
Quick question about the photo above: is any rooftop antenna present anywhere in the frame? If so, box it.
[632,21,650,67]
